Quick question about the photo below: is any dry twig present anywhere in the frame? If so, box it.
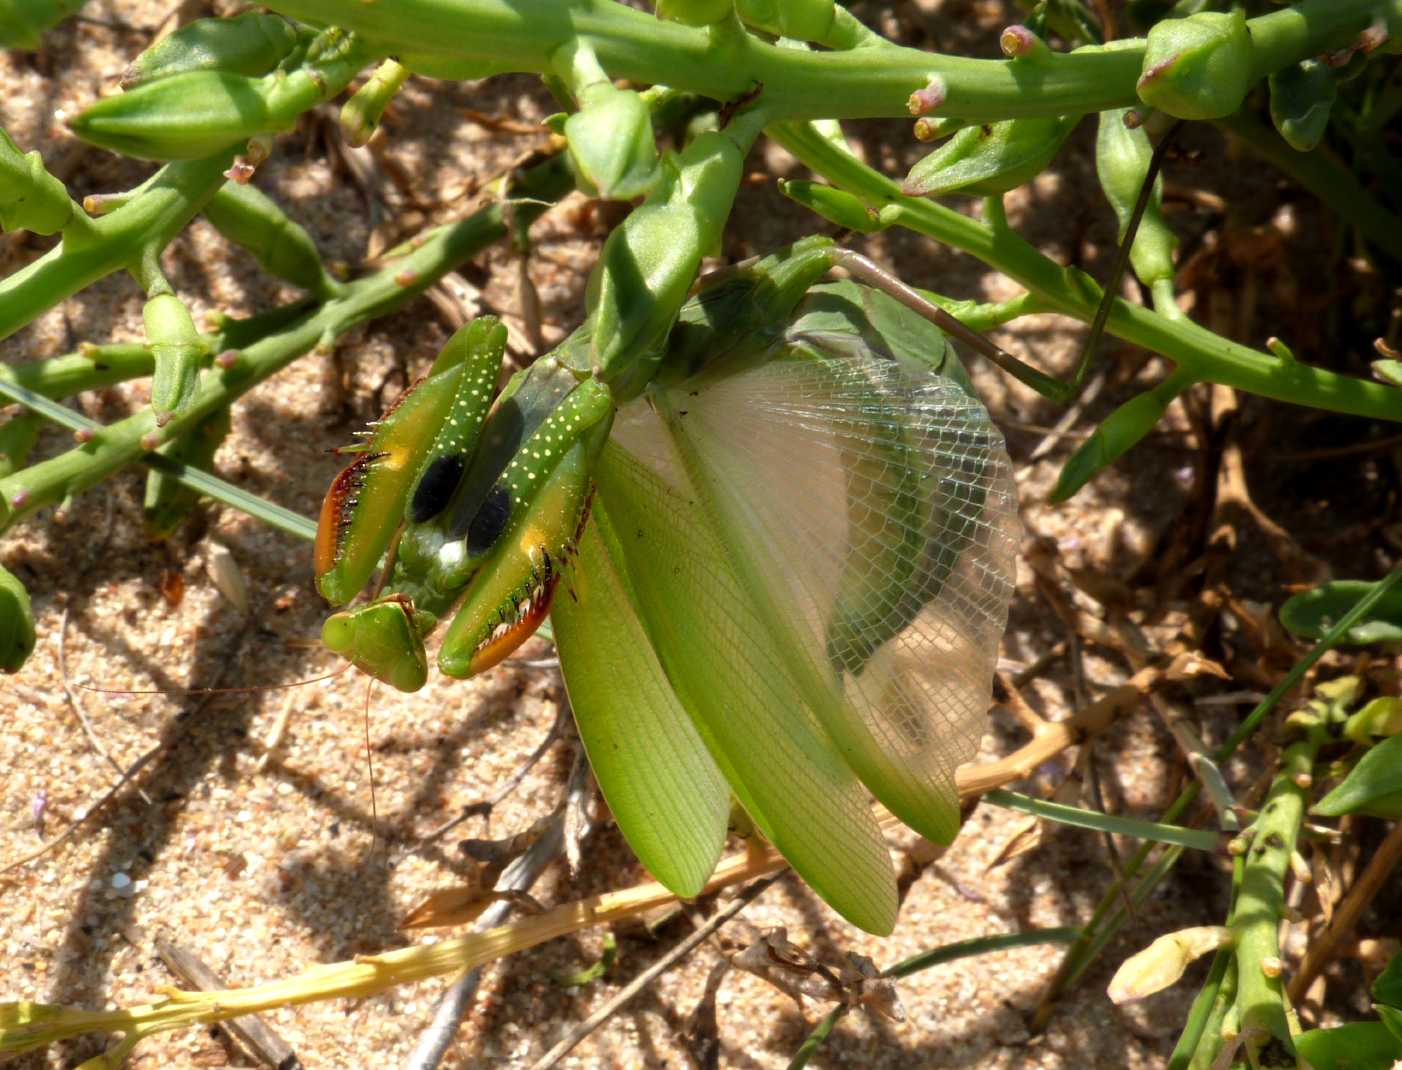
[525,875,782,1070]
[155,939,303,1070]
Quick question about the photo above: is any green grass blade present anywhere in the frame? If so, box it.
[983,789,1221,851]
[883,927,1081,978]
[0,377,315,541]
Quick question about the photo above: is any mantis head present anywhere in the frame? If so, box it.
[313,317,613,691]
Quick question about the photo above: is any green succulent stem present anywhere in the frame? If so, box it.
[255,0,1400,122]
[0,152,237,342]
[0,378,314,540]
[1232,729,1323,1063]
[770,120,1402,423]
[1034,565,1402,1026]
[0,155,574,532]
[1171,943,1238,1069]
[0,345,156,398]
[921,289,1049,332]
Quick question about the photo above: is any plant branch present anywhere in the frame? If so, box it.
[0,152,236,342]
[254,0,1399,123]
[0,154,574,533]
[771,120,1402,422]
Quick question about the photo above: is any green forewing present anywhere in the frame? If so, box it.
[551,502,730,897]
[595,432,900,935]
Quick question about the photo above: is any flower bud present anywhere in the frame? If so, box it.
[902,115,1079,198]
[1268,60,1337,152]
[72,71,285,160]
[144,293,207,423]
[1108,926,1231,1004]
[143,405,233,538]
[120,13,302,90]
[71,28,365,160]
[340,58,409,148]
[202,182,343,299]
[0,562,36,673]
[0,128,73,235]
[1095,108,1177,286]
[1136,11,1253,120]
[1000,25,1051,62]
[565,83,661,201]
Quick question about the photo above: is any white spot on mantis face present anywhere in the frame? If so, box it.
[438,541,466,572]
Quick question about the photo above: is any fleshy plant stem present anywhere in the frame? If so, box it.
[0,155,573,531]
[0,152,237,341]
[770,120,1402,422]
[254,0,1402,123]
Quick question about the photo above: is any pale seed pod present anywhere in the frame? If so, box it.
[204,540,250,615]
[1107,926,1232,1004]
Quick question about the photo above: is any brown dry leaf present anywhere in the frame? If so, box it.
[683,960,730,1070]
[1165,651,1231,682]
[402,885,499,929]
[729,930,905,1022]
[986,816,1043,868]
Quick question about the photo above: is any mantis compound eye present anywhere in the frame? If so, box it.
[406,453,465,524]
[437,421,609,679]
[465,483,512,555]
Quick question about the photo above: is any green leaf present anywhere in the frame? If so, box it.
[596,436,899,935]
[1371,952,1402,1010]
[0,562,36,673]
[1313,733,1402,820]
[1280,580,1402,646]
[1379,1004,1402,1046]
[1295,1022,1402,1070]
[1344,698,1402,743]
[552,502,729,898]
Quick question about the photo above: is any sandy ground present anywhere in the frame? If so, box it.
[7,1,1385,1067]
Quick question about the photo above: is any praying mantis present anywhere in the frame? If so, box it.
[305,70,1040,933]
[315,214,1020,934]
